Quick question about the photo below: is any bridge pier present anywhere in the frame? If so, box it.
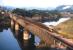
[15,22,19,31]
[11,19,14,28]
[23,30,30,40]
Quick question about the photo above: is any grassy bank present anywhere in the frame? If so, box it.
[55,17,73,39]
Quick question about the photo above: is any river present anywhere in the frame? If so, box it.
[43,17,70,26]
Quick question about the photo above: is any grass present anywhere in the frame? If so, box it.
[55,17,73,39]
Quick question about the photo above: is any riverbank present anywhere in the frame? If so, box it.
[56,17,73,39]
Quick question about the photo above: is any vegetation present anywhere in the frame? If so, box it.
[11,8,62,22]
[56,18,73,39]
[12,8,60,16]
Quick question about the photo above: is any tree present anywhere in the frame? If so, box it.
[12,8,27,16]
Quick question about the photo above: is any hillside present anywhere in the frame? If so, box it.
[55,17,73,39]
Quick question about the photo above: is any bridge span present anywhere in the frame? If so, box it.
[7,13,73,49]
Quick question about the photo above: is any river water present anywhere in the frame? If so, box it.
[43,17,70,26]
[0,17,70,50]
[0,28,21,50]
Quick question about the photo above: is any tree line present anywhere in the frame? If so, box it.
[11,8,61,22]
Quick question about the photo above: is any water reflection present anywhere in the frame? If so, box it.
[0,24,8,32]
[0,25,21,50]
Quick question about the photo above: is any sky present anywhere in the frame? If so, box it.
[0,0,73,8]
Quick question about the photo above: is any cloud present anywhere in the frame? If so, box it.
[1,0,73,8]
